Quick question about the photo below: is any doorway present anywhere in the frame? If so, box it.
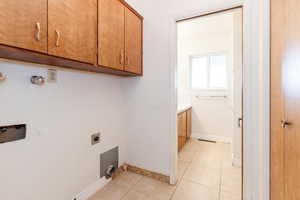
[172,7,243,200]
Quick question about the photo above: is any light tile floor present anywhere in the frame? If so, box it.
[89,139,242,200]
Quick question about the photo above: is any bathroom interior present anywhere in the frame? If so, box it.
[176,8,243,200]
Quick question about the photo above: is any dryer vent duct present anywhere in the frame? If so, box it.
[105,165,116,179]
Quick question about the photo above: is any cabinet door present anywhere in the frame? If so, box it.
[181,112,187,142]
[125,8,142,74]
[178,112,187,151]
[177,115,182,151]
[178,113,183,136]
[186,109,192,139]
[0,0,47,52]
[98,0,125,70]
[48,0,97,64]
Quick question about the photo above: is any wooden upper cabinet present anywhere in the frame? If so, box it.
[0,0,143,76]
[48,0,97,64]
[98,0,125,70]
[0,0,47,53]
[125,8,143,74]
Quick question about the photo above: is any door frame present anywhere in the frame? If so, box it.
[168,1,270,200]
[172,4,244,195]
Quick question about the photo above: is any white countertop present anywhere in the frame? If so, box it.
[177,105,192,114]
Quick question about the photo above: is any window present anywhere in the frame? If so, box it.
[190,54,228,90]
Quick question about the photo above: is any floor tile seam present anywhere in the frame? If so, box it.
[119,174,144,200]
[169,159,193,200]
[180,178,221,191]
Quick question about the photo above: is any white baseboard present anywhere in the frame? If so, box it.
[74,177,111,200]
[192,133,232,143]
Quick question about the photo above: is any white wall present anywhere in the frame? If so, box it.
[0,61,127,200]
[124,0,243,176]
[124,0,270,199]
[177,12,235,143]
[243,0,270,199]
[0,0,270,199]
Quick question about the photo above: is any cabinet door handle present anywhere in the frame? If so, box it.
[119,52,123,65]
[281,120,292,128]
[55,30,60,47]
[35,22,41,41]
[125,56,129,65]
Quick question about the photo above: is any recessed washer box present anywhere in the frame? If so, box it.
[100,146,119,178]
[0,124,26,144]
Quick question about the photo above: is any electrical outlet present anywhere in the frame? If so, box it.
[91,133,101,145]
[47,69,57,83]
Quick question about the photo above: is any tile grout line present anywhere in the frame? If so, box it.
[169,150,195,199]
[169,165,190,199]
[119,173,144,200]
[181,143,224,200]
[218,148,225,200]
[181,178,220,189]
[175,140,224,200]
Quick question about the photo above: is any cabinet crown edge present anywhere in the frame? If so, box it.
[118,0,144,20]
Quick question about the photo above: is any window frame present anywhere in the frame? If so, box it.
[189,52,229,92]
